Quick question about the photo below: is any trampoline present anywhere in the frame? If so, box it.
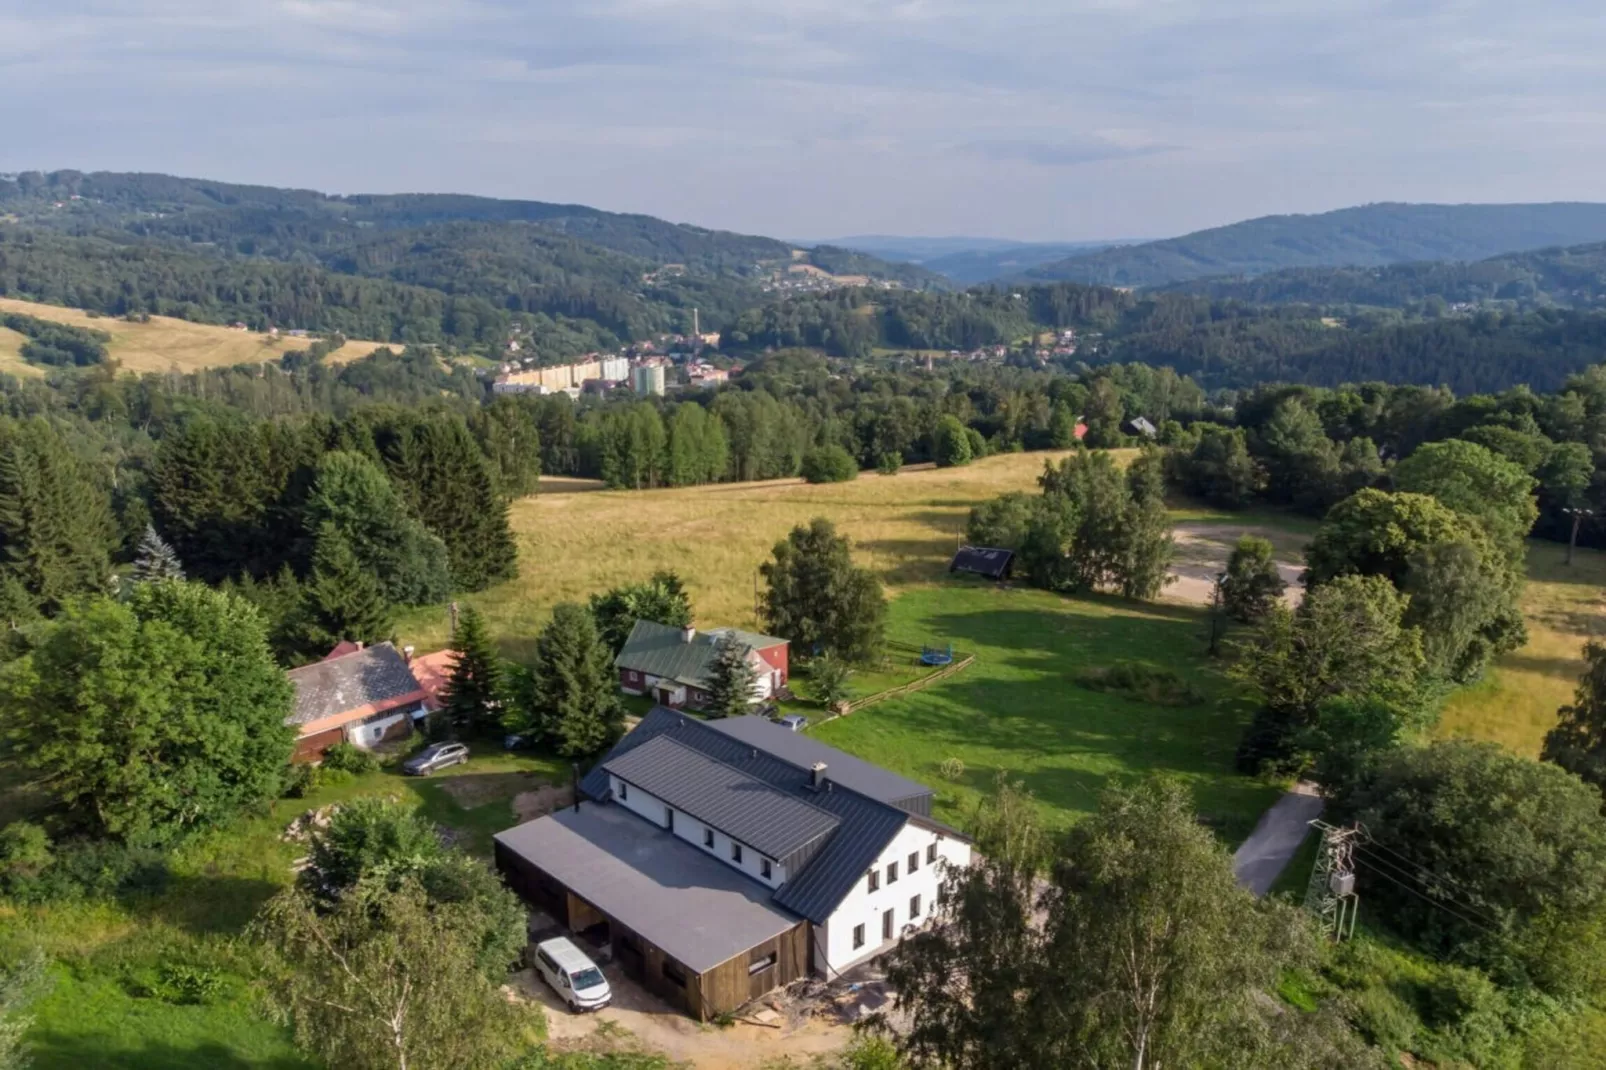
[920,643,954,666]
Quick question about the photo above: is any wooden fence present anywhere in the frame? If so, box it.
[815,652,976,725]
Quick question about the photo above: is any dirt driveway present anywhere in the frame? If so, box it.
[510,965,852,1069]
[1166,522,1307,608]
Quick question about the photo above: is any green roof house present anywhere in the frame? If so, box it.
[614,620,790,710]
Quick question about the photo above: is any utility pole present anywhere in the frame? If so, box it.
[1303,820,1361,942]
[1207,572,1226,657]
[1563,507,1596,566]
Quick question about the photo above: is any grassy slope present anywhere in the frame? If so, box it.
[812,583,1283,841]
[1436,540,1606,755]
[0,297,392,377]
[5,748,565,1069]
[396,452,1092,659]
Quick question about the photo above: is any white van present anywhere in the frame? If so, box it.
[533,936,612,1012]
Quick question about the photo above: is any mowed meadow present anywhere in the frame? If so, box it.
[396,451,1088,656]
[1437,540,1606,756]
[0,296,393,377]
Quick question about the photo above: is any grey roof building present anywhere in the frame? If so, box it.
[495,707,973,1020]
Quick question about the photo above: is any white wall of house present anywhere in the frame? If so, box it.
[608,774,789,890]
[349,710,410,749]
[813,822,972,978]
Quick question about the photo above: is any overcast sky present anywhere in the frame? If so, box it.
[3,0,1604,241]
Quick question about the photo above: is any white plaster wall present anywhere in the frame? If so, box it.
[608,774,788,889]
[815,822,971,977]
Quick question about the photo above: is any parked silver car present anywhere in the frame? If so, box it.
[401,741,469,776]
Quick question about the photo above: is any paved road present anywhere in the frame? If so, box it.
[1233,782,1323,896]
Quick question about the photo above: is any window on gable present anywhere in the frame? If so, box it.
[761,858,773,879]
[908,850,919,873]
[910,894,922,920]
[618,781,628,800]
[927,842,937,864]
[867,869,880,893]
[703,828,715,848]
[887,861,899,884]
[852,924,865,950]
[731,842,743,864]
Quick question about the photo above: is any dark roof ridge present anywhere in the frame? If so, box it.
[612,732,843,823]
[660,710,908,818]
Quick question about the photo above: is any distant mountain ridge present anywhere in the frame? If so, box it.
[819,235,1138,284]
[1159,241,1606,309]
[0,170,946,359]
[1023,202,1606,288]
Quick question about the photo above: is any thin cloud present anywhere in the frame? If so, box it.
[0,0,1603,238]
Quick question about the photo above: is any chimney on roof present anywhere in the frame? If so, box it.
[402,644,415,664]
[681,624,695,644]
[355,641,365,652]
[810,761,827,790]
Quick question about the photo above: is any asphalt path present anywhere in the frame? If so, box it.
[1233,781,1323,896]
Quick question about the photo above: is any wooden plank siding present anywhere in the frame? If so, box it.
[697,921,811,1013]
[494,843,811,1021]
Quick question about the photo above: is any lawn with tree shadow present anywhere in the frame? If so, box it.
[813,583,1284,843]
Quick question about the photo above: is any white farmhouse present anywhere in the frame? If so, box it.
[494,708,971,1020]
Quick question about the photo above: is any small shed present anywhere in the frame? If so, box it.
[949,546,1015,581]
[1126,415,1158,439]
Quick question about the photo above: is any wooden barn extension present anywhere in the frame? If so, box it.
[495,805,811,1021]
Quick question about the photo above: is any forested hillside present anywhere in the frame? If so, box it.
[0,170,944,361]
[1024,202,1606,288]
[1160,241,1606,309]
[724,283,1606,393]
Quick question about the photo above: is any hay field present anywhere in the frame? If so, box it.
[1437,540,1606,756]
[395,451,1080,657]
[0,297,393,376]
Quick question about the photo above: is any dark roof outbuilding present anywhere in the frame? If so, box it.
[949,545,1014,581]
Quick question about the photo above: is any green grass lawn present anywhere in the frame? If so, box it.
[3,744,566,1069]
[813,582,1285,842]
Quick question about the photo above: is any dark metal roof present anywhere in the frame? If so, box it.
[284,642,426,726]
[495,805,800,973]
[603,735,840,860]
[580,707,921,924]
[705,717,934,811]
[950,545,1014,580]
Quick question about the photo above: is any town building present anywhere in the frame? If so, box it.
[494,708,972,1020]
[614,620,787,710]
[632,362,667,397]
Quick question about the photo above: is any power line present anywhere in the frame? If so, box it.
[1350,856,1505,939]
[1350,846,1504,930]
[1356,830,1489,903]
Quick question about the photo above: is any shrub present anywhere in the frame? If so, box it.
[0,821,52,883]
[282,762,318,799]
[800,445,858,484]
[1075,662,1202,706]
[7,839,170,904]
[938,757,966,782]
[132,962,227,1005]
[321,742,380,776]
[876,451,902,475]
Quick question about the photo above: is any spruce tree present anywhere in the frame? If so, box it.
[439,606,504,737]
[303,525,393,649]
[704,634,758,718]
[132,524,186,584]
[384,416,516,593]
[304,451,450,605]
[1543,641,1606,794]
[0,417,114,615]
[526,603,624,758]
